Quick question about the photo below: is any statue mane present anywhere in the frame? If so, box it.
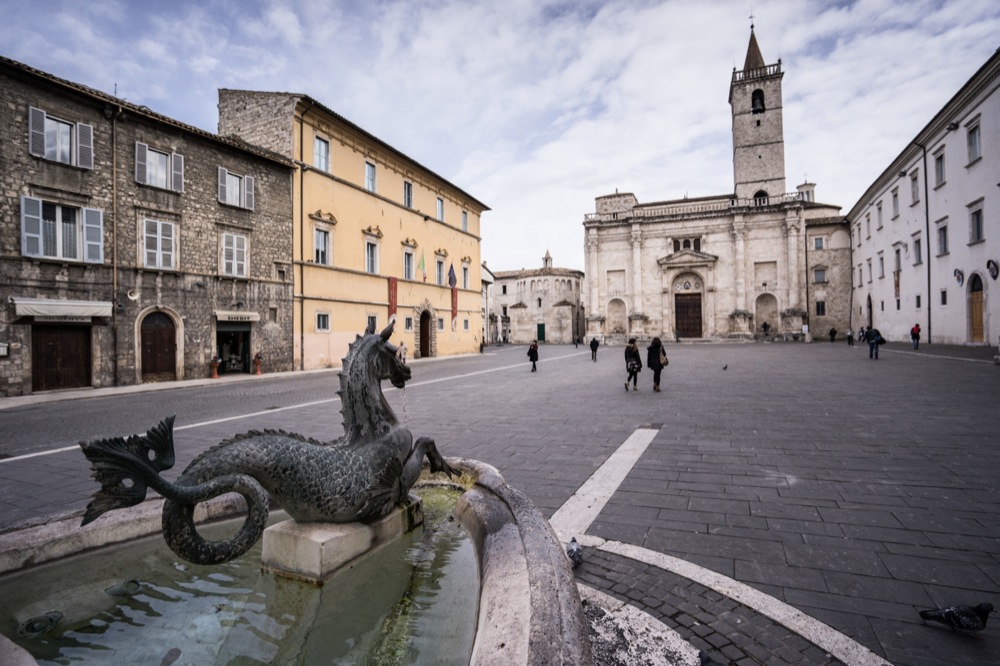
[336,323,401,446]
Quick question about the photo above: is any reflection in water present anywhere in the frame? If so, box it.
[0,487,477,665]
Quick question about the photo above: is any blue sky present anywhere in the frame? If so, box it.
[3,0,998,271]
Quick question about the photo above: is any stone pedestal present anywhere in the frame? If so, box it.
[261,496,423,584]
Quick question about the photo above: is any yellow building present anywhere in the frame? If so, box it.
[218,91,489,368]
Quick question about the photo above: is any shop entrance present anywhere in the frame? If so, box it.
[217,324,251,374]
[32,325,91,391]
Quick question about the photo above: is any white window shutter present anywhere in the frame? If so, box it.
[20,195,43,256]
[135,142,148,184]
[162,222,174,269]
[244,175,255,210]
[82,208,104,263]
[172,153,184,192]
[218,166,227,203]
[28,107,46,157]
[77,123,94,169]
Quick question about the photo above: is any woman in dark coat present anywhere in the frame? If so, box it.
[646,337,665,392]
[624,338,642,391]
[527,340,539,372]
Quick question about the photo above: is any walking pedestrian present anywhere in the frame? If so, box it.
[397,341,407,362]
[846,329,854,347]
[829,327,837,343]
[910,323,921,350]
[590,337,600,362]
[646,337,667,392]
[864,326,883,360]
[624,338,642,391]
[527,340,539,372]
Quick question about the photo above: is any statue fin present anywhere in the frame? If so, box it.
[79,416,177,525]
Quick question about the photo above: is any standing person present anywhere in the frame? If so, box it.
[829,327,837,343]
[590,337,600,362]
[761,321,770,338]
[397,341,407,362]
[865,326,883,360]
[910,323,921,350]
[624,338,642,391]
[858,326,865,343]
[527,340,539,372]
[846,329,854,347]
[646,337,666,392]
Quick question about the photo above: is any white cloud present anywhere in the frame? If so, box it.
[3,0,998,271]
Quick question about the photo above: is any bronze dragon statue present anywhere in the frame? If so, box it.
[79,320,456,565]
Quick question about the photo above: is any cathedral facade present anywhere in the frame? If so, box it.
[583,29,850,343]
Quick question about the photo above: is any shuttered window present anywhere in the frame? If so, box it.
[136,142,185,192]
[28,107,93,169]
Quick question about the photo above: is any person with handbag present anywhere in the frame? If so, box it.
[624,338,642,391]
[646,337,667,392]
[527,340,539,372]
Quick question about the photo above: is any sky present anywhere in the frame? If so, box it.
[3,0,998,272]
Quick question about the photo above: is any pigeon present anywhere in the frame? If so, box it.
[919,602,994,633]
[567,537,583,568]
[722,365,728,370]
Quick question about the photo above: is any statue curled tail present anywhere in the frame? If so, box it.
[80,416,271,564]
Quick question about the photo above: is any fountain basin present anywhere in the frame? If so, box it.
[0,458,591,665]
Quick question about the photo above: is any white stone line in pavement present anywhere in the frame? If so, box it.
[585,538,894,666]
[0,352,588,465]
[548,427,659,543]
[548,426,893,666]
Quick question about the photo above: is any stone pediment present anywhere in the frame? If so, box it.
[656,249,719,269]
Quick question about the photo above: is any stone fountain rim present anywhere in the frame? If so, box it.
[0,457,592,666]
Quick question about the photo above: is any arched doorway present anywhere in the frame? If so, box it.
[419,310,431,358]
[607,299,626,335]
[754,294,778,333]
[969,274,984,343]
[141,311,176,381]
[673,274,703,338]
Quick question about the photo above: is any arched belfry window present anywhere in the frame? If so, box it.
[751,89,765,114]
[753,190,769,205]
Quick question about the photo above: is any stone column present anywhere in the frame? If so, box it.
[585,233,603,337]
[732,218,747,313]
[630,226,643,316]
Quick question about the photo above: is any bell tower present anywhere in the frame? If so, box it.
[729,26,786,201]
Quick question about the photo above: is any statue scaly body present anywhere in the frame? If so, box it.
[80,321,456,564]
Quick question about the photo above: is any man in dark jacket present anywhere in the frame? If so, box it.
[865,326,883,360]
[589,337,599,362]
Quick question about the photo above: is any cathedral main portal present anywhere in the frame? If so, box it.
[675,293,703,338]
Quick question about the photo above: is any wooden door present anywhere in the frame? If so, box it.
[536,323,545,342]
[141,312,176,380]
[969,275,984,343]
[675,294,702,338]
[420,311,431,358]
[32,325,90,392]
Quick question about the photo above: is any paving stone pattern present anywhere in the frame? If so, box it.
[579,548,843,665]
[1,340,998,666]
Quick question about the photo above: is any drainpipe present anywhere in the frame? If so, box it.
[913,142,932,344]
[298,100,315,371]
[109,104,124,386]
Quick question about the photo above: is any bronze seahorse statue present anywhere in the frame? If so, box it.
[79,320,456,564]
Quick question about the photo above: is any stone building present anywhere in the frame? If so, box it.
[217,91,489,367]
[847,47,999,346]
[493,251,585,344]
[0,55,294,397]
[583,28,849,344]
[481,261,498,346]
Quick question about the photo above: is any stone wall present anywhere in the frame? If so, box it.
[0,58,294,396]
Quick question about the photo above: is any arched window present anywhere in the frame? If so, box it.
[751,89,765,114]
[753,190,769,205]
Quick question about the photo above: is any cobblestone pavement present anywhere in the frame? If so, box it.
[1,339,998,665]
